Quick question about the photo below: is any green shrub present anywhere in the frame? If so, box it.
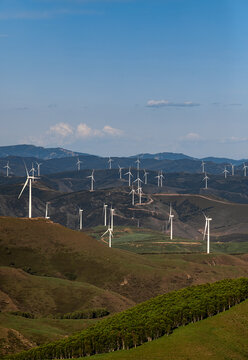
[54,308,109,320]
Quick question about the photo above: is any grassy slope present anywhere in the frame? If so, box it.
[78,299,248,360]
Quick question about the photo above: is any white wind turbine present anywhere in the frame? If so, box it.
[87,170,95,191]
[101,225,113,248]
[155,170,164,187]
[76,158,82,171]
[129,186,136,206]
[108,157,113,169]
[243,163,248,177]
[4,161,11,177]
[135,158,141,171]
[230,163,235,176]
[110,207,115,231]
[203,213,212,254]
[168,203,174,240]
[103,204,108,226]
[36,162,42,177]
[124,167,133,186]
[79,208,83,230]
[143,169,149,185]
[118,165,124,179]
[203,172,209,189]
[45,202,50,219]
[201,160,205,173]
[29,163,36,178]
[134,175,143,189]
[136,186,143,205]
[223,166,229,179]
[18,163,39,218]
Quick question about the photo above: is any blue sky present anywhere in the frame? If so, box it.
[0,0,248,158]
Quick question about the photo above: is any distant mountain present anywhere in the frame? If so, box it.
[201,157,246,165]
[0,144,89,160]
[134,152,195,161]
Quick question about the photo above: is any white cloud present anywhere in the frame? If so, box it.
[49,122,74,137]
[183,133,201,141]
[76,123,93,138]
[147,100,200,108]
[102,125,123,136]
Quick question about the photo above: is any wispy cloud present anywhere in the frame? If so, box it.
[147,100,200,108]
[181,132,201,141]
[0,9,99,20]
[28,122,124,146]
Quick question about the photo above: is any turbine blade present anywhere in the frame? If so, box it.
[18,178,29,199]
[203,221,207,241]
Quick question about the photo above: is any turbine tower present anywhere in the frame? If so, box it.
[203,213,212,254]
[168,203,174,240]
[129,186,136,206]
[36,162,42,177]
[87,170,95,191]
[243,163,248,177]
[18,163,39,218]
[135,158,141,171]
[103,204,108,226]
[45,202,50,219]
[124,167,133,186]
[203,173,209,189]
[201,160,205,173]
[4,161,10,177]
[230,163,235,176]
[76,158,82,171]
[223,166,229,179]
[110,207,115,231]
[118,165,124,179]
[143,169,149,185]
[108,157,113,169]
[79,208,83,230]
[137,187,143,205]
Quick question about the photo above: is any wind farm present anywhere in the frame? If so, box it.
[1,0,248,358]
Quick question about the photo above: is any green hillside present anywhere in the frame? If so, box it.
[5,278,248,360]
[85,298,248,360]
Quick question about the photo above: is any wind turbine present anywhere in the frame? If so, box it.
[45,202,50,219]
[101,226,113,248]
[135,158,141,171]
[87,170,95,191]
[143,169,149,185]
[29,163,36,178]
[203,213,212,254]
[103,204,108,226]
[129,186,136,206]
[76,158,82,171]
[118,165,124,179]
[110,207,115,231]
[124,167,133,186]
[243,163,248,177]
[134,175,143,189]
[230,163,235,176]
[18,163,39,218]
[203,173,209,189]
[168,203,174,240]
[201,160,205,173]
[79,208,83,230]
[223,166,229,179]
[108,157,113,169]
[136,186,143,205]
[155,170,164,187]
[4,161,10,177]
[36,162,42,177]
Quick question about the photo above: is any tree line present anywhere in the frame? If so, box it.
[5,278,248,360]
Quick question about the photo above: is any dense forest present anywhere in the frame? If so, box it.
[5,278,248,360]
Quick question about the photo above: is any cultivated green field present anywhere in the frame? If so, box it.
[63,298,248,360]
[89,226,248,254]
